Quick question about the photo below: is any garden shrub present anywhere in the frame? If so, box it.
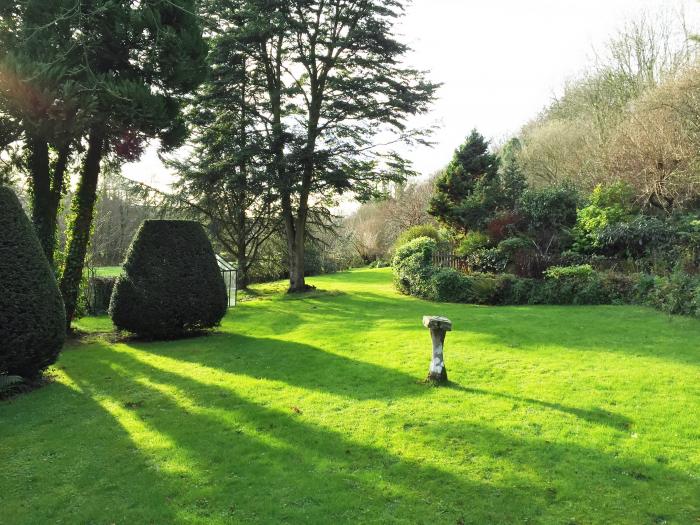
[502,275,537,305]
[573,182,637,253]
[455,231,490,256]
[646,272,699,317]
[597,272,640,304]
[464,273,502,304]
[392,237,437,299]
[464,247,509,274]
[87,276,116,315]
[0,186,65,379]
[429,268,472,303]
[109,220,228,339]
[393,224,441,252]
[391,228,700,318]
[368,259,390,269]
[544,264,595,280]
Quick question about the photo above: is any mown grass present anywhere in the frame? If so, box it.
[2,268,699,524]
[93,266,122,278]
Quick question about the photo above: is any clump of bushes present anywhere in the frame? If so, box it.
[87,276,117,315]
[393,224,441,252]
[0,186,66,379]
[393,237,438,299]
[392,236,700,317]
[109,220,228,339]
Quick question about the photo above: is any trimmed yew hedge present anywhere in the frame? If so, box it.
[0,186,66,378]
[109,220,227,338]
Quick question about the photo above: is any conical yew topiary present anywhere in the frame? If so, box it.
[0,186,66,379]
[109,220,228,338]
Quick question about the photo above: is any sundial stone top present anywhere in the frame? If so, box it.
[422,316,452,331]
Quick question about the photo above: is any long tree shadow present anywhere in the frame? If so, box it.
[63,344,543,523]
[57,343,699,524]
[421,420,700,524]
[0,382,181,524]
[128,332,423,400]
[447,383,633,430]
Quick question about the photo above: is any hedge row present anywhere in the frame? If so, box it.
[0,186,65,379]
[393,237,700,318]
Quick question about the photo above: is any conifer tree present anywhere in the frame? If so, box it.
[429,130,502,233]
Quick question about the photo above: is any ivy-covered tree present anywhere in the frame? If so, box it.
[429,130,502,233]
[0,0,88,264]
[53,0,208,327]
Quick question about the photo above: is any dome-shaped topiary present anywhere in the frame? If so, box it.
[0,186,66,379]
[109,220,228,338]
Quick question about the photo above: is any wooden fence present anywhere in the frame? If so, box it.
[431,252,470,273]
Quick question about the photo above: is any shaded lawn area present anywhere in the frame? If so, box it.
[2,268,699,524]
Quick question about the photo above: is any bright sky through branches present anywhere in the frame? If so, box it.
[124,0,700,200]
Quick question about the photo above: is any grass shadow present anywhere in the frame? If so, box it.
[124,332,424,401]
[447,382,633,430]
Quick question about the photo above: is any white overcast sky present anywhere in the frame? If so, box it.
[124,0,700,192]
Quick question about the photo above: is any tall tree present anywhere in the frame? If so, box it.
[56,0,207,327]
[0,0,88,265]
[170,27,281,288]
[210,0,437,292]
[280,0,437,291]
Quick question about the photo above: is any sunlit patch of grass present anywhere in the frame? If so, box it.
[93,266,122,278]
[2,268,699,524]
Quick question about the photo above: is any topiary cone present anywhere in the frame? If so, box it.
[0,186,66,379]
[109,220,228,339]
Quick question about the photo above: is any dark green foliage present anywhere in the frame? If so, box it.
[464,248,509,274]
[87,276,116,315]
[455,231,490,256]
[109,220,227,339]
[0,186,65,378]
[392,237,438,299]
[429,268,472,303]
[429,130,502,232]
[518,183,580,245]
[646,272,699,316]
[0,374,24,397]
[596,215,674,257]
[170,29,280,288]
[391,235,700,318]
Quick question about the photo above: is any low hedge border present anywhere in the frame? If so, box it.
[393,237,700,318]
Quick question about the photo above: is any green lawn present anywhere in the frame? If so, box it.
[2,268,699,524]
[93,265,122,278]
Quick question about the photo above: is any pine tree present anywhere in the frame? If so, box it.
[170,32,280,288]
[429,130,502,233]
[0,0,88,264]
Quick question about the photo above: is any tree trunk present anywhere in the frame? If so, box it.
[285,206,310,292]
[236,245,249,289]
[59,128,105,328]
[27,136,53,264]
[28,138,71,268]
